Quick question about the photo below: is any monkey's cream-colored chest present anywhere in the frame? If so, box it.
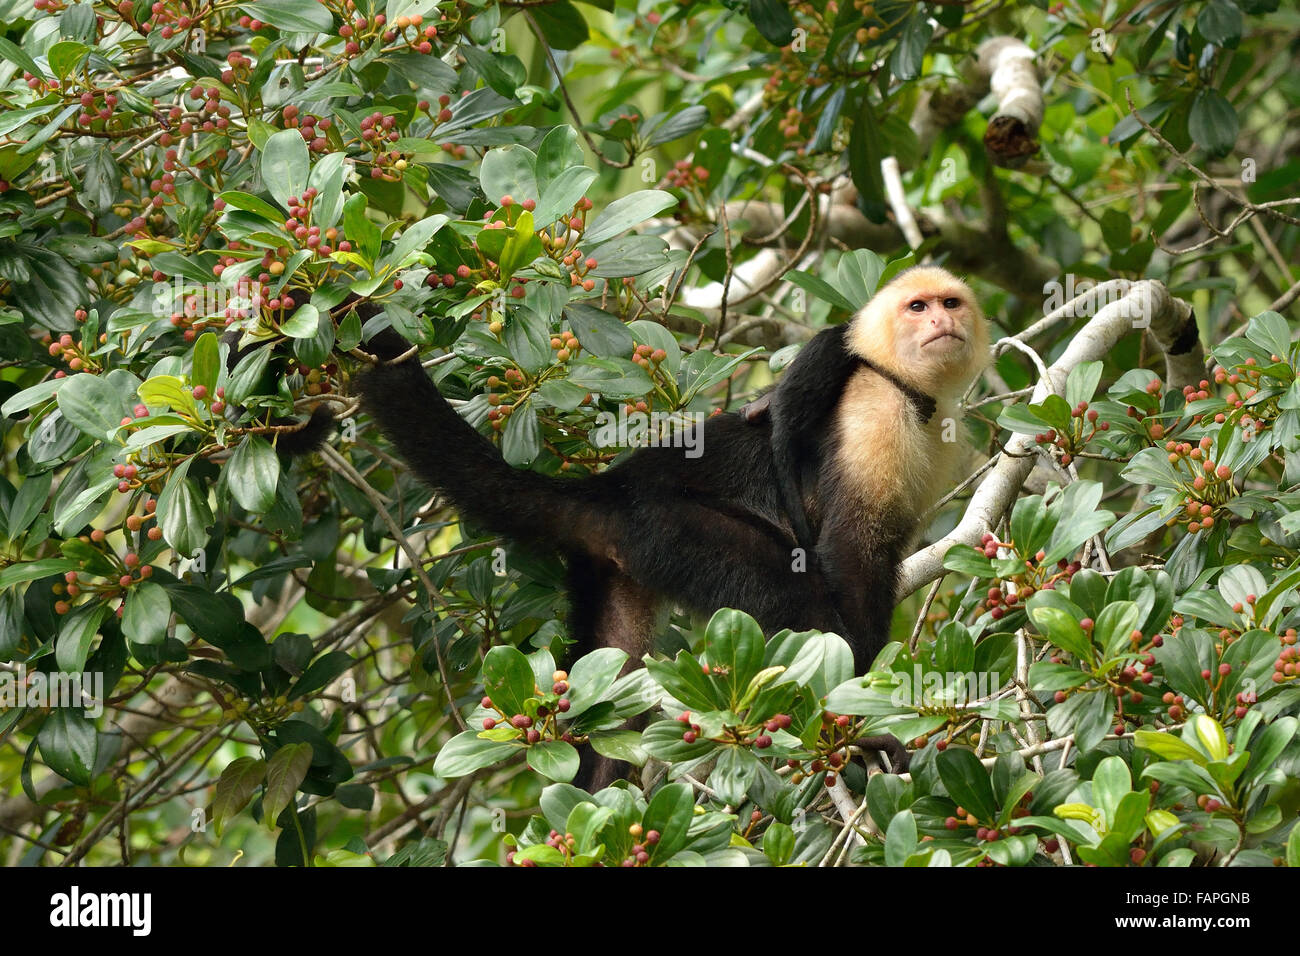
[831,371,958,516]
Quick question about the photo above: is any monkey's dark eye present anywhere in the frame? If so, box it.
[943,297,962,309]
[908,300,926,313]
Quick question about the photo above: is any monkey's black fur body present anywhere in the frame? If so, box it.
[357,326,916,674]
[764,324,935,546]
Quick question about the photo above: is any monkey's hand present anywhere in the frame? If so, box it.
[852,734,910,773]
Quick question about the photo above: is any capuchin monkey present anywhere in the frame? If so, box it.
[354,266,987,782]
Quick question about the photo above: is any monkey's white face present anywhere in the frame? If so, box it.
[896,288,978,364]
[848,266,989,396]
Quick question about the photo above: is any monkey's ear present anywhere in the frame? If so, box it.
[739,392,772,424]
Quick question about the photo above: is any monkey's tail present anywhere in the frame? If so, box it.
[273,405,336,456]
[356,331,599,552]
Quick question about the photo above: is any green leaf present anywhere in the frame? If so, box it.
[642,106,710,147]
[526,740,580,782]
[1093,600,1141,658]
[45,235,118,263]
[8,470,51,539]
[586,235,670,277]
[336,309,362,352]
[562,646,628,719]
[2,377,69,417]
[1244,717,1298,784]
[748,0,794,46]
[1027,604,1094,660]
[211,757,266,836]
[710,745,760,805]
[536,126,584,193]
[501,400,540,467]
[1065,360,1104,409]
[288,651,354,701]
[942,543,994,577]
[1192,715,1229,762]
[563,304,634,359]
[385,214,448,270]
[0,557,79,592]
[1244,311,1291,363]
[482,644,537,718]
[0,36,45,80]
[704,608,765,702]
[57,373,130,440]
[588,730,647,765]
[56,602,107,672]
[1090,755,1132,829]
[263,742,312,826]
[643,782,694,862]
[17,104,77,156]
[191,331,220,396]
[458,45,526,100]
[784,270,857,313]
[582,190,676,246]
[1287,818,1300,868]
[1188,89,1239,156]
[762,821,795,865]
[280,302,320,339]
[433,730,520,777]
[260,128,310,211]
[47,40,90,79]
[937,748,998,823]
[306,151,346,230]
[1197,0,1243,46]
[38,708,98,786]
[122,581,171,646]
[1028,661,1091,692]
[531,0,589,50]
[138,374,198,417]
[157,460,213,558]
[884,808,919,867]
[889,15,934,81]
[342,193,380,265]
[218,190,285,223]
[227,435,280,512]
[1037,397,1078,437]
[479,144,539,208]
[495,211,543,281]
[564,801,613,855]
[239,0,334,33]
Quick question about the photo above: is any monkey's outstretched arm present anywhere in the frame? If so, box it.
[767,324,860,551]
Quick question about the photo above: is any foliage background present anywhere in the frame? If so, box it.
[1,0,1299,867]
